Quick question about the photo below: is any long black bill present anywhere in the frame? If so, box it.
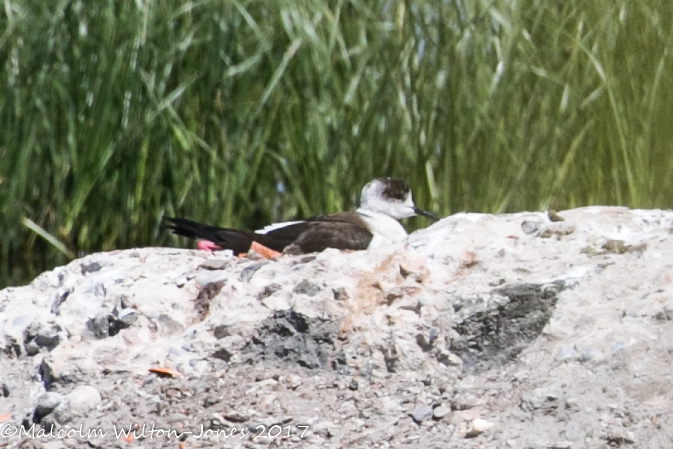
[414,207,440,221]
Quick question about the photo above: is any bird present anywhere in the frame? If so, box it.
[164,177,439,255]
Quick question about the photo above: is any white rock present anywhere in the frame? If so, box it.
[66,385,102,414]
[466,418,494,437]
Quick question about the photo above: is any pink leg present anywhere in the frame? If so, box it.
[197,240,220,252]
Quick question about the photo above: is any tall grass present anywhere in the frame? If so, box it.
[2,0,673,287]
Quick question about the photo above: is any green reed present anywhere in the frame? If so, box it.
[1,0,673,287]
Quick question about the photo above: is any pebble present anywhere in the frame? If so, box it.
[33,324,62,349]
[258,283,282,299]
[239,263,263,282]
[199,259,231,270]
[453,393,483,410]
[194,270,228,287]
[433,405,451,419]
[293,280,321,296]
[117,308,138,326]
[521,220,542,234]
[521,387,560,412]
[290,375,302,389]
[67,385,102,414]
[545,222,577,236]
[411,405,434,423]
[35,392,62,417]
[466,418,494,437]
[332,287,349,301]
[338,400,358,417]
[80,262,103,275]
[549,441,573,449]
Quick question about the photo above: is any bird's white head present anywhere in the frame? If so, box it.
[358,178,435,221]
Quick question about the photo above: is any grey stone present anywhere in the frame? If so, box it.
[35,392,62,417]
[199,259,231,270]
[258,283,282,299]
[411,405,434,423]
[66,385,102,414]
[34,325,62,349]
[293,280,321,296]
[433,405,451,419]
[239,263,263,282]
[521,388,561,412]
[194,270,228,287]
[86,313,112,338]
[332,287,349,301]
[521,220,542,235]
[117,308,138,326]
[80,261,103,275]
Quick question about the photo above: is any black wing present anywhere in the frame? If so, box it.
[264,212,373,253]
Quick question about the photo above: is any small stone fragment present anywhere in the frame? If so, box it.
[239,263,263,282]
[521,387,560,412]
[66,385,102,415]
[339,400,358,417]
[225,412,250,423]
[521,220,542,235]
[453,393,483,410]
[35,392,62,417]
[332,287,349,301]
[258,283,282,299]
[80,262,103,275]
[34,324,62,349]
[564,398,579,411]
[549,441,573,449]
[433,405,451,419]
[87,313,112,339]
[547,210,565,222]
[290,375,302,389]
[399,255,429,282]
[293,280,321,296]
[545,222,576,236]
[466,418,494,437]
[211,348,233,362]
[117,308,138,326]
[199,259,231,270]
[602,240,628,254]
[411,405,434,424]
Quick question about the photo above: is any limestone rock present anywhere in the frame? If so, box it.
[1,207,673,448]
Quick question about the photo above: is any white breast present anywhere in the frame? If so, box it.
[356,208,408,249]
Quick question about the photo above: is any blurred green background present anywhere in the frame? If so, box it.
[2,0,673,288]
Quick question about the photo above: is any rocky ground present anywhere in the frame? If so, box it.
[2,206,673,449]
